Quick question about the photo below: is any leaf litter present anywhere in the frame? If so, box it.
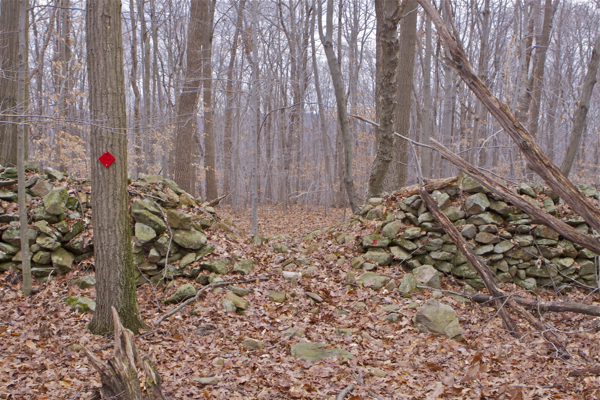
[0,205,600,398]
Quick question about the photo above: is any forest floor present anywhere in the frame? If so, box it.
[2,205,600,399]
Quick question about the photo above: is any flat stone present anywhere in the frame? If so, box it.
[518,183,536,197]
[306,291,323,303]
[64,296,95,313]
[461,175,487,193]
[404,227,423,239]
[192,377,219,385]
[2,226,38,247]
[474,244,494,255]
[225,292,249,310]
[172,229,207,250]
[398,273,418,294]
[362,234,390,248]
[135,222,157,245]
[51,248,74,273]
[452,263,478,279]
[291,342,354,362]
[390,246,411,261]
[200,258,230,275]
[443,206,464,222]
[232,259,256,275]
[461,224,477,239]
[357,272,390,290]
[242,337,264,350]
[432,190,450,208]
[268,290,286,303]
[494,240,514,254]
[533,225,559,241]
[475,232,499,244]
[466,212,503,226]
[413,265,440,289]
[429,251,453,261]
[364,250,392,266]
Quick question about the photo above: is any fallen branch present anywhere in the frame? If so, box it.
[429,138,600,255]
[569,366,600,377]
[336,384,355,400]
[470,294,600,317]
[154,276,269,326]
[417,0,600,236]
[419,187,568,355]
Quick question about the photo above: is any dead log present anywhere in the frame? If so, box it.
[429,138,600,255]
[84,307,165,400]
[419,187,568,355]
[208,193,229,207]
[416,0,600,235]
[471,294,600,317]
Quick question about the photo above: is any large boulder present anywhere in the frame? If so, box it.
[413,299,462,339]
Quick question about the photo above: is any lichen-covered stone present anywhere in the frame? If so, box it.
[460,224,477,239]
[475,232,499,244]
[357,272,390,290]
[413,299,462,339]
[494,240,514,254]
[225,292,249,310]
[381,221,403,239]
[43,187,69,215]
[166,209,192,230]
[2,226,38,247]
[232,259,256,275]
[465,193,490,216]
[135,222,157,245]
[362,234,390,248]
[51,248,74,273]
[413,265,440,289]
[403,227,423,239]
[390,246,411,261]
[533,225,560,241]
[364,250,392,266]
[291,342,354,362]
[172,229,206,250]
[200,258,230,275]
[398,273,418,294]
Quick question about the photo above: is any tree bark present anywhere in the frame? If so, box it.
[367,0,402,198]
[0,0,21,167]
[173,0,206,195]
[391,0,418,190]
[417,0,600,235]
[223,0,245,203]
[318,0,359,213]
[17,0,31,296]
[84,308,165,400]
[560,33,600,177]
[86,0,147,335]
[420,15,434,178]
[470,294,600,318]
[201,0,217,201]
[528,0,559,139]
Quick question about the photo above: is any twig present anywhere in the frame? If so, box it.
[155,277,269,325]
[337,384,355,400]
[368,390,386,400]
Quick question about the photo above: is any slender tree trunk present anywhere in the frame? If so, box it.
[421,15,434,178]
[471,0,490,166]
[129,0,142,179]
[86,0,147,335]
[392,0,418,189]
[310,10,333,210]
[223,0,245,201]
[560,33,600,177]
[528,0,559,139]
[173,0,206,195]
[17,0,31,296]
[139,0,152,173]
[250,0,260,234]
[318,0,358,213]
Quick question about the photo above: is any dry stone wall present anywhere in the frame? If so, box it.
[352,175,600,292]
[0,164,254,286]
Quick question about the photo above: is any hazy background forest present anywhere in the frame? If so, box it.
[3,0,600,210]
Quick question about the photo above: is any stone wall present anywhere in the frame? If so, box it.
[0,165,254,285]
[352,175,600,292]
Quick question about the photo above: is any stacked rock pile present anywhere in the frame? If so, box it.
[351,175,600,292]
[0,164,255,285]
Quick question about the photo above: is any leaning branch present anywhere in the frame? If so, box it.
[417,0,600,235]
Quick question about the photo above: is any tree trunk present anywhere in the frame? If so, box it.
[250,0,260,235]
[223,0,245,202]
[84,308,165,400]
[392,0,418,189]
[129,0,142,179]
[173,0,207,195]
[318,0,358,213]
[528,0,559,139]
[17,0,31,296]
[367,0,402,198]
[420,15,434,178]
[471,0,490,166]
[0,0,20,167]
[86,0,147,335]
[202,0,217,201]
[560,33,600,177]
